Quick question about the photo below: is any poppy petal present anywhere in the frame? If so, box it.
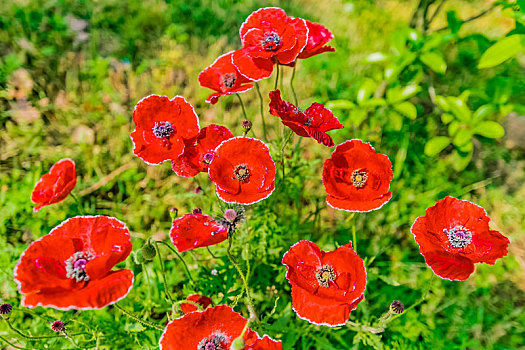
[169,214,227,252]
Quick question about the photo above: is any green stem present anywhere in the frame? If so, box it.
[152,242,174,303]
[113,304,164,331]
[274,64,280,90]
[280,130,294,181]
[62,331,80,349]
[290,64,298,105]
[155,240,194,284]
[255,83,267,140]
[0,334,28,349]
[206,246,218,259]
[2,317,75,340]
[352,221,357,253]
[235,93,248,121]
[70,192,84,215]
[227,236,257,322]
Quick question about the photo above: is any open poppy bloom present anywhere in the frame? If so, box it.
[232,7,308,80]
[323,139,393,212]
[282,240,366,326]
[169,213,227,252]
[14,216,134,310]
[159,305,259,349]
[171,124,234,178]
[208,137,276,205]
[411,196,510,281]
[297,20,335,59]
[180,294,213,314]
[269,89,343,146]
[31,158,77,213]
[199,51,255,104]
[131,95,200,165]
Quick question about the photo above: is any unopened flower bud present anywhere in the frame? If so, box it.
[230,336,245,350]
[192,208,202,215]
[195,186,203,194]
[134,250,146,265]
[0,303,12,315]
[242,120,252,131]
[51,320,65,332]
[390,300,404,314]
[224,209,237,222]
[141,242,157,261]
[169,207,178,220]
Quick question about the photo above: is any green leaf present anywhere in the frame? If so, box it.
[448,121,460,136]
[356,79,376,105]
[388,110,403,131]
[365,52,388,63]
[473,105,495,122]
[453,128,473,147]
[441,113,454,124]
[326,100,355,110]
[420,52,447,73]
[473,121,505,138]
[386,85,420,103]
[124,323,146,332]
[394,101,417,119]
[478,34,524,69]
[435,95,449,112]
[447,96,472,122]
[360,98,386,107]
[446,11,464,34]
[425,137,450,156]
[449,149,473,171]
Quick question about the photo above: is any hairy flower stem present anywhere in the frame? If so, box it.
[2,316,88,343]
[0,334,26,350]
[152,241,175,304]
[236,94,248,122]
[113,304,164,331]
[280,130,294,181]
[290,64,298,105]
[62,331,80,349]
[254,83,267,140]
[155,240,194,284]
[227,236,257,322]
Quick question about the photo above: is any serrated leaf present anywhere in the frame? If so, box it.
[420,52,447,73]
[478,34,524,69]
[453,128,473,146]
[425,137,450,156]
[474,121,505,138]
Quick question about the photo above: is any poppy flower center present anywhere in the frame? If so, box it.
[203,152,214,164]
[351,169,368,188]
[304,117,313,127]
[234,164,250,181]
[444,225,472,249]
[65,251,95,282]
[152,121,175,139]
[316,265,336,288]
[262,31,282,51]
[197,332,229,350]
[221,73,236,90]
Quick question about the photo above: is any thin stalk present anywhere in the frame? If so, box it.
[155,240,194,284]
[255,83,267,140]
[70,192,84,215]
[352,221,357,253]
[274,64,280,90]
[62,331,80,349]
[290,64,298,105]
[227,236,257,322]
[0,334,27,350]
[206,246,218,259]
[280,130,294,180]
[236,93,248,121]
[113,304,164,331]
[152,241,174,303]
[432,5,497,32]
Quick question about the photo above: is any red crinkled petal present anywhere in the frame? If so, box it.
[291,287,363,326]
[208,137,276,205]
[423,250,475,281]
[159,305,258,349]
[31,158,77,212]
[14,216,134,310]
[276,17,308,64]
[299,45,335,59]
[180,294,213,314]
[239,7,288,39]
[169,214,227,252]
[206,84,254,104]
[246,335,283,350]
[131,95,200,165]
[470,229,510,264]
[297,20,335,59]
[323,139,393,212]
[232,48,274,81]
[22,269,134,310]
[171,144,202,178]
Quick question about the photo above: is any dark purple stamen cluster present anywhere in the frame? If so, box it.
[197,332,229,350]
[65,251,94,282]
[222,73,236,89]
[444,225,472,249]
[0,303,12,315]
[262,32,282,51]
[153,121,175,139]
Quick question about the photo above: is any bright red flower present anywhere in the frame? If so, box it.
[323,139,393,212]
[171,124,234,178]
[269,89,343,146]
[14,216,134,310]
[232,7,308,80]
[208,137,276,205]
[31,158,77,213]
[246,335,283,350]
[159,305,258,349]
[199,51,255,104]
[282,240,366,326]
[411,196,510,281]
[169,213,227,252]
[297,20,335,59]
[131,95,200,165]
[180,294,213,314]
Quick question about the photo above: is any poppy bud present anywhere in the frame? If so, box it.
[192,208,202,215]
[195,186,203,194]
[241,120,252,131]
[134,250,146,265]
[141,242,157,261]
[224,209,237,222]
[230,336,245,350]
[390,300,404,314]
[0,303,12,315]
[169,207,178,220]
[51,320,65,332]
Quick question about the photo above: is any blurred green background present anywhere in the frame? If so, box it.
[1,0,524,349]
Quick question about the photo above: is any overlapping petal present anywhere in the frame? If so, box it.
[180,294,213,314]
[169,213,227,252]
[31,158,77,212]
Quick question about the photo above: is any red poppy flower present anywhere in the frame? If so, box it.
[411,196,510,281]
[159,305,258,349]
[130,95,200,165]
[180,294,213,314]
[246,336,283,350]
[14,216,134,310]
[282,240,366,326]
[232,7,308,80]
[269,89,343,146]
[171,124,234,178]
[323,139,393,212]
[199,51,255,104]
[208,137,276,205]
[169,213,227,253]
[31,158,77,213]
[297,20,335,59]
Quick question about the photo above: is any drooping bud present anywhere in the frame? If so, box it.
[51,320,65,332]
[390,300,404,314]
